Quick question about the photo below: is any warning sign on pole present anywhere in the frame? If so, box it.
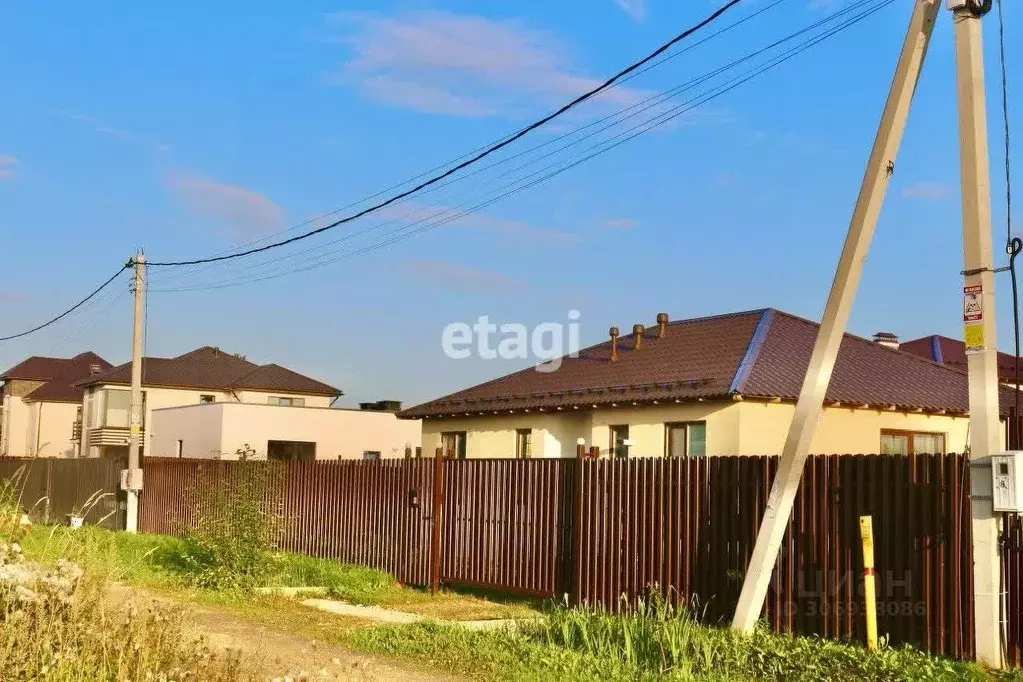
[964,284,984,353]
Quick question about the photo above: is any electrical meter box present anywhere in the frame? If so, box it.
[991,453,1023,513]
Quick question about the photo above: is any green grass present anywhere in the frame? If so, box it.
[18,524,537,620]
[18,524,1023,681]
[344,597,1023,682]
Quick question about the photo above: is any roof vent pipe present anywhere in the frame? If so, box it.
[872,331,899,350]
[656,312,669,338]
[609,326,620,361]
[633,324,645,350]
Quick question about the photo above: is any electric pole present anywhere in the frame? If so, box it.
[732,0,1005,667]
[125,252,146,533]
[952,0,1003,667]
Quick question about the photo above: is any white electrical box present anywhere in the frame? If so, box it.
[991,452,1023,513]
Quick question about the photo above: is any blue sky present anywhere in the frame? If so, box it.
[0,0,1020,406]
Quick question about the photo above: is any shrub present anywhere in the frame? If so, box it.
[179,463,286,591]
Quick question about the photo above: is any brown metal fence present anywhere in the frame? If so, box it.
[573,454,974,659]
[136,452,1023,663]
[140,458,434,585]
[0,457,125,529]
[441,458,575,596]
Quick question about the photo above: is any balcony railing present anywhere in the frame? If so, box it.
[88,426,145,447]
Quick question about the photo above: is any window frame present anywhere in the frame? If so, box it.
[664,421,707,457]
[268,396,306,407]
[515,428,533,459]
[609,424,630,459]
[441,431,467,459]
[879,429,946,455]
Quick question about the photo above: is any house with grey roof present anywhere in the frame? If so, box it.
[400,308,1016,459]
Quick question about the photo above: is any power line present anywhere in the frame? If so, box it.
[0,265,130,342]
[150,0,785,287]
[144,0,747,268]
[150,0,890,293]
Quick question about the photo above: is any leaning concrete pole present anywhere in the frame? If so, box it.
[951,2,1004,668]
[732,0,941,633]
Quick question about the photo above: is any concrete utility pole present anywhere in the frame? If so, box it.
[952,2,1003,667]
[125,252,146,533]
[733,0,1005,666]
[732,0,941,634]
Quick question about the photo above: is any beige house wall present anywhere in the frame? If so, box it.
[421,399,988,458]
[83,384,336,457]
[150,403,421,460]
[24,401,79,457]
[2,380,66,458]
[735,401,980,455]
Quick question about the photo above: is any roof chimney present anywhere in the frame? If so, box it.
[609,326,620,361]
[872,331,899,350]
[656,312,669,339]
[633,324,645,350]
[89,364,102,375]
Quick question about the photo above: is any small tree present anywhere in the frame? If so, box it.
[179,462,285,591]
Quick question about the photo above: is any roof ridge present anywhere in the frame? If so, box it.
[729,309,775,394]
[773,311,986,381]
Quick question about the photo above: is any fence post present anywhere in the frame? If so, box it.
[44,460,52,524]
[430,447,445,596]
[572,445,586,604]
[860,515,879,651]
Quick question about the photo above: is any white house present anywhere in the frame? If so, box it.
[1,352,112,458]
[149,401,422,460]
[75,345,420,460]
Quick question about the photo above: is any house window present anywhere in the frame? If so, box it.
[441,431,467,459]
[665,422,707,457]
[363,450,381,461]
[880,429,946,455]
[610,424,630,459]
[199,395,215,404]
[267,440,316,461]
[515,429,532,459]
[103,389,146,428]
[268,396,305,407]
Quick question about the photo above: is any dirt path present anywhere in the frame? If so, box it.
[112,585,460,682]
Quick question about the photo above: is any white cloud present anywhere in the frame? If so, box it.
[328,11,649,117]
[902,181,950,200]
[402,258,520,292]
[168,172,285,240]
[613,0,648,22]
[0,154,18,180]
[380,201,579,245]
[57,110,170,153]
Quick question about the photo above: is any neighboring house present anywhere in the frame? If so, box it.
[400,308,1016,459]
[75,345,421,460]
[149,401,422,461]
[0,352,112,458]
[901,334,1023,388]
[77,346,342,459]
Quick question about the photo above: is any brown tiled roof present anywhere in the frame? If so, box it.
[902,334,1023,385]
[230,364,340,396]
[399,308,1017,419]
[23,353,113,403]
[77,346,340,397]
[2,355,82,381]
